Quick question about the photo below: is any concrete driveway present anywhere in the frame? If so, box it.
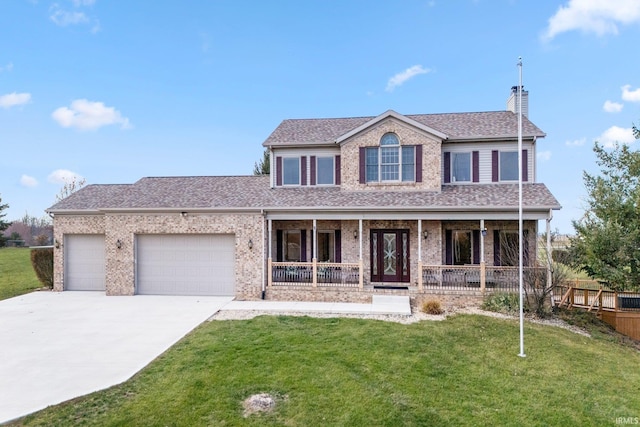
[0,291,232,423]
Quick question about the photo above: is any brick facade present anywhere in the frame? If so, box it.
[53,212,264,298]
[340,117,441,191]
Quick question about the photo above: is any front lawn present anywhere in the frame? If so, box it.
[0,248,41,300]
[12,314,640,426]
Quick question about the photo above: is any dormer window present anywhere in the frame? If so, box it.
[364,133,417,183]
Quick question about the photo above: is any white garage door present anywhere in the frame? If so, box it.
[65,234,106,291]
[136,234,236,296]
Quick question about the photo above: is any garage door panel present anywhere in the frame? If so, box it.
[65,235,106,291]
[136,234,235,296]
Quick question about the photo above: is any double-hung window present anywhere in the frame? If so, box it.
[365,133,415,183]
[499,151,518,181]
[316,156,334,185]
[282,157,300,185]
[451,152,471,182]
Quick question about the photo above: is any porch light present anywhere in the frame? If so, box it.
[180,211,188,218]
[248,239,253,250]
[116,239,123,249]
[481,228,487,237]
[54,239,61,249]
[423,230,428,240]
[353,230,358,240]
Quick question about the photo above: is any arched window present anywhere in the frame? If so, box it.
[365,133,415,182]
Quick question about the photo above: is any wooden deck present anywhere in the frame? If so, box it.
[555,286,640,341]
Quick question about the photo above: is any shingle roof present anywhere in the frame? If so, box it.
[47,175,560,213]
[263,111,546,147]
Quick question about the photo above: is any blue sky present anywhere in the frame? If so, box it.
[2,0,640,234]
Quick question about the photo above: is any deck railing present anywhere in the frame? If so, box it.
[270,260,361,288]
[554,286,640,312]
[421,265,546,292]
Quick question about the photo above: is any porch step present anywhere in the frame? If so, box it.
[371,295,411,315]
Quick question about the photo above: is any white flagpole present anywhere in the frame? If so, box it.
[517,57,526,358]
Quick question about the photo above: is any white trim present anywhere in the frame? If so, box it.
[266,211,553,221]
[336,110,448,144]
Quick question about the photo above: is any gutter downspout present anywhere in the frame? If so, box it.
[547,208,554,307]
[261,209,266,299]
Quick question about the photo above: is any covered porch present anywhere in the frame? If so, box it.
[264,210,554,297]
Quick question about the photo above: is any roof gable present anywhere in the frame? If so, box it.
[335,110,448,144]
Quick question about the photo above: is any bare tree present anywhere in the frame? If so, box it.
[55,177,86,202]
[498,229,567,317]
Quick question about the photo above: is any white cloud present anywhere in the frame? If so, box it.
[566,137,586,146]
[48,169,83,185]
[20,175,38,188]
[0,92,31,109]
[542,0,640,41]
[603,100,623,113]
[385,65,431,92]
[597,126,635,148]
[537,151,552,161]
[50,6,89,26]
[52,99,132,130]
[621,84,640,102]
[0,62,13,72]
[50,2,99,32]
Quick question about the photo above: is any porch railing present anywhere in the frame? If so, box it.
[421,265,546,292]
[270,260,361,288]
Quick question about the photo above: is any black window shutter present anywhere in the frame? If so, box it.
[276,156,283,186]
[301,156,307,186]
[335,155,341,185]
[492,151,499,182]
[310,232,314,260]
[522,149,528,182]
[472,151,480,183]
[301,230,307,262]
[443,152,451,184]
[276,230,283,262]
[493,230,501,266]
[335,230,342,263]
[415,145,422,183]
[445,230,452,265]
[310,156,316,186]
[472,229,480,264]
[359,147,366,184]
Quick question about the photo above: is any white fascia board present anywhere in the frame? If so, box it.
[266,209,555,221]
[335,110,448,144]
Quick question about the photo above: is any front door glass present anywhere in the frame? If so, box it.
[383,233,397,276]
[371,229,409,283]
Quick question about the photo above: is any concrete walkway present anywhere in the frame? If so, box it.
[0,292,410,423]
[222,295,412,315]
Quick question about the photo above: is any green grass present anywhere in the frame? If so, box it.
[0,248,42,300]
[11,314,640,426]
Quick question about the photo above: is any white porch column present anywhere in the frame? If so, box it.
[358,219,363,289]
[480,219,486,292]
[547,209,554,306]
[418,219,423,290]
[268,218,273,288]
[312,219,317,287]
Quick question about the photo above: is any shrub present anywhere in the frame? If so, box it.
[421,299,444,315]
[30,247,53,289]
[481,292,520,315]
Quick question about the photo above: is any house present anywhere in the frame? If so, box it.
[47,86,561,307]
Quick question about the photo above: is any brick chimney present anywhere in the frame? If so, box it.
[507,85,528,118]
